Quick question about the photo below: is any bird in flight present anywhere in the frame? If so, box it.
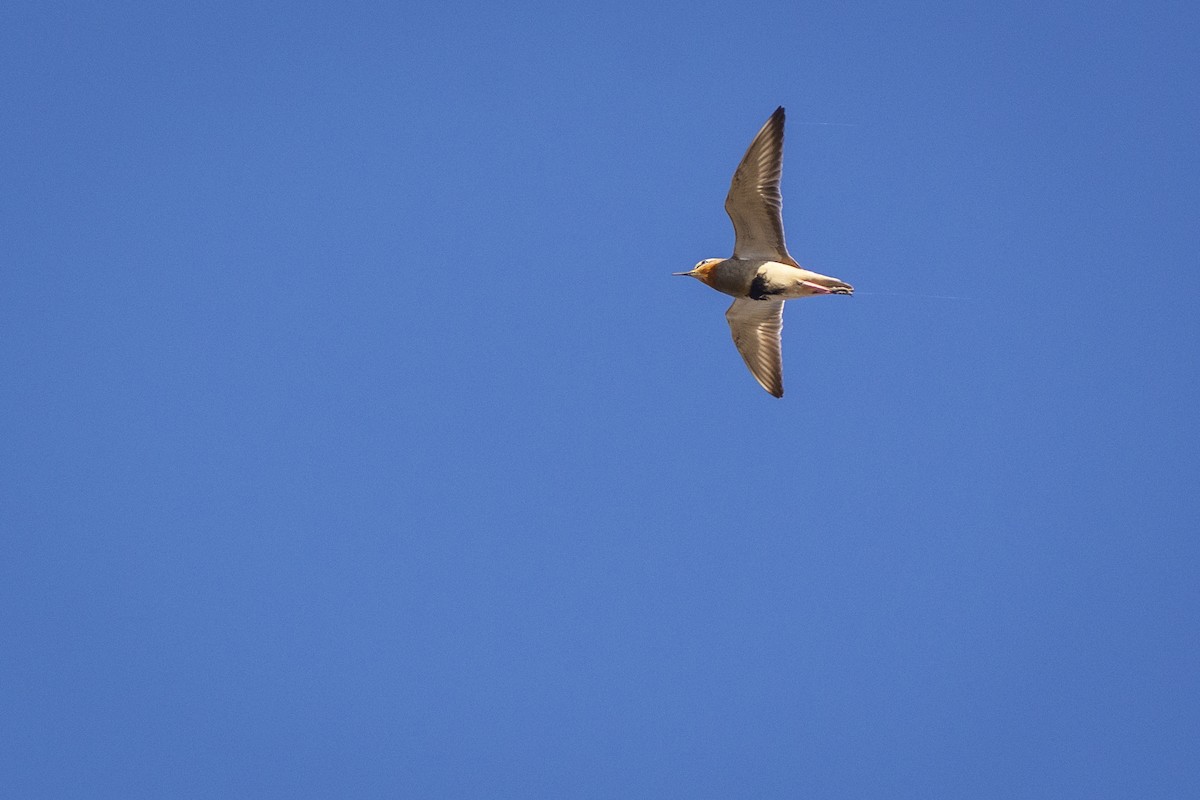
[675,106,853,397]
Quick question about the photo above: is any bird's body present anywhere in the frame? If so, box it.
[690,258,852,301]
[676,106,852,397]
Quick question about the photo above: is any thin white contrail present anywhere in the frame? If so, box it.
[855,291,973,301]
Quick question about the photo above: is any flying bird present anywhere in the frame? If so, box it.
[675,106,853,397]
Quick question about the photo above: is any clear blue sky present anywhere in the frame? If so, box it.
[3,1,1198,797]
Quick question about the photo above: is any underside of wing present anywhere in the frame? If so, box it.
[724,106,797,265]
[725,298,785,397]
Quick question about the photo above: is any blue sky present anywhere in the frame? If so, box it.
[3,1,1198,797]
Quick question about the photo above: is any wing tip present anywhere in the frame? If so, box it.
[759,376,783,398]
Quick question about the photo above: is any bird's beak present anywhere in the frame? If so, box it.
[672,270,695,277]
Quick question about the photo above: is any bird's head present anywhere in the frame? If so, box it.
[673,258,723,285]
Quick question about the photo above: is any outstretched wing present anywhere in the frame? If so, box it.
[725,106,796,265]
[725,298,785,397]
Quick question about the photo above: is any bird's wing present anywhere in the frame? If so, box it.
[725,106,797,265]
[725,298,785,397]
